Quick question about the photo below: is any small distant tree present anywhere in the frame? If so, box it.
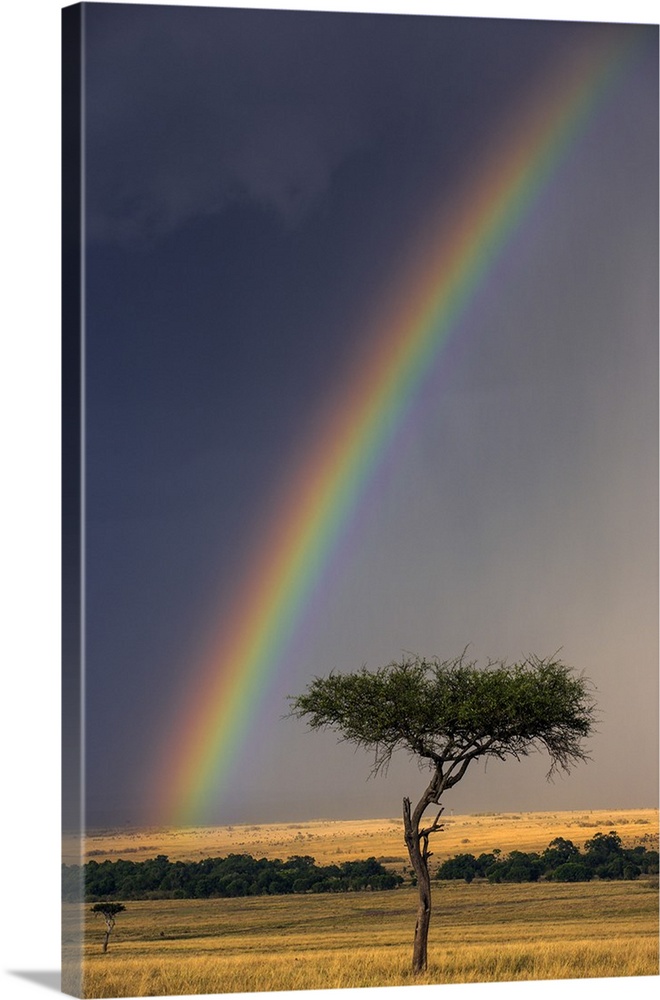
[290,653,595,973]
[90,902,126,953]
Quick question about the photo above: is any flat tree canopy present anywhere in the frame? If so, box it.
[290,653,596,780]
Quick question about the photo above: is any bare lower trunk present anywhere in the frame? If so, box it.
[102,917,114,953]
[411,857,432,971]
[403,796,433,973]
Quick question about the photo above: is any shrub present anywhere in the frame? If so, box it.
[436,853,478,882]
[550,862,592,882]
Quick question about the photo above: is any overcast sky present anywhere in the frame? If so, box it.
[65,2,658,829]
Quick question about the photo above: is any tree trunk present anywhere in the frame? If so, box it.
[403,796,432,973]
[411,853,432,972]
[102,917,114,953]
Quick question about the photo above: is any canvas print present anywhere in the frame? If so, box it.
[62,2,659,997]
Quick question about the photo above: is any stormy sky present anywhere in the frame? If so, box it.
[70,1,657,829]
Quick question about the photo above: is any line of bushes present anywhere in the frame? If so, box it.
[62,853,403,902]
[436,831,659,883]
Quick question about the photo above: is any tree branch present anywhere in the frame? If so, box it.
[419,805,444,841]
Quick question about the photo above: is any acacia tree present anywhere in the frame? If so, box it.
[90,902,126,953]
[289,653,595,973]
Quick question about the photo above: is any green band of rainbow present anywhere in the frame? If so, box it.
[157,29,642,827]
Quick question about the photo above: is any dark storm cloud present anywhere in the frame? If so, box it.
[76,4,658,828]
[85,7,398,238]
[84,5,578,242]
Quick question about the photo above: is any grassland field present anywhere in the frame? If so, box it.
[70,807,658,868]
[64,808,659,997]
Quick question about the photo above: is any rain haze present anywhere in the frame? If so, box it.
[71,1,658,830]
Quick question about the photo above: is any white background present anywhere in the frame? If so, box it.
[0,2,657,1000]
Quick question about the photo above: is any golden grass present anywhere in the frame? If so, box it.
[77,939,660,998]
[68,878,659,997]
[63,809,659,996]
[72,807,658,867]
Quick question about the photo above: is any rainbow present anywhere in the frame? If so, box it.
[159,29,641,826]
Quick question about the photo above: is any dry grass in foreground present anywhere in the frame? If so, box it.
[70,878,659,997]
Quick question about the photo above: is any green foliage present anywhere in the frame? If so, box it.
[496,851,543,883]
[583,832,626,879]
[432,853,479,882]
[62,862,83,902]
[436,831,657,884]
[64,854,403,902]
[549,862,593,882]
[90,902,126,917]
[289,653,596,777]
[541,836,581,869]
[584,831,623,862]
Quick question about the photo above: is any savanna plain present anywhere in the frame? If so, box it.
[65,808,659,997]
